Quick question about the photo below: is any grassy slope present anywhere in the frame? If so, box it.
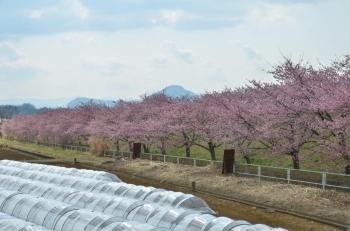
[1,138,347,173]
[0,139,88,159]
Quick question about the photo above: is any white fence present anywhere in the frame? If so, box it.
[233,163,350,191]
[105,150,350,191]
[11,139,350,191]
[16,139,91,152]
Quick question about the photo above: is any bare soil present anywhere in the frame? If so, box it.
[0,149,348,231]
[0,148,40,161]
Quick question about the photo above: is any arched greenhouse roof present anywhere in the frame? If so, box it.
[0,159,120,182]
[0,160,288,231]
[0,212,53,231]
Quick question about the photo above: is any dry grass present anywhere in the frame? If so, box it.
[88,137,109,157]
[103,158,350,222]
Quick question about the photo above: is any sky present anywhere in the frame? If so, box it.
[0,0,350,102]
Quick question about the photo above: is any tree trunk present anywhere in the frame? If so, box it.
[345,164,350,175]
[129,141,133,152]
[142,144,150,153]
[84,136,89,144]
[185,145,191,158]
[244,155,251,164]
[208,142,216,161]
[114,140,120,151]
[292,152,300,169]
[338,133,350,174]
[161,140,166,155]
[239,146,251,164]
[183,133,191,157]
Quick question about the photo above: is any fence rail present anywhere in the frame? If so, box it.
[234,163,350,191]
[16,139,91,152]
[10,139,350,191]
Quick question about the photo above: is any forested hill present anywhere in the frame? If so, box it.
[0,103,42,119]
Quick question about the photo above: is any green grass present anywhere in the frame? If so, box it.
[0,139,89,158]
[1,138,348,174]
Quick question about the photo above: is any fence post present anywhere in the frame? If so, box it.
[258,166,261,181]
[177,157,179,165]
[346,221,350,231]
[163,155,166,163]
[150,154,153,161]
[287,169,291,184]
[194,158,197,167]
[322,173,327,190]
[233,163,236,173]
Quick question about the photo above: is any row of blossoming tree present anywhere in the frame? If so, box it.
[1,56,350,170]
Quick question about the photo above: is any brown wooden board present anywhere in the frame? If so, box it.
[222,149,235,174]
[133,143,141,159]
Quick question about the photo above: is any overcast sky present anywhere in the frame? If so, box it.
[0,0,349,101]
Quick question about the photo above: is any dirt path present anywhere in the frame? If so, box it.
[0,149,345,230]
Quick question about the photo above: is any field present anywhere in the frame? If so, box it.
[0,146,347,230]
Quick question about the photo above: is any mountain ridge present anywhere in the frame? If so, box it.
[0,85,197,108]
[67,85,197,108]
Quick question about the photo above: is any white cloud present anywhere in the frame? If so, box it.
[67,0,88,20]
[79,55,126,76]
[0,43,24,61]
[86,37,94,44]
[151,9,200,26]
[163,40,196,64]
[0,0,349,101]
[25,0,88,20]
[229,40,263,61]
[203,61,223,75]
[24,7,57,20]
[58,33,94,44]
[161,10,184,23]
[148,54,170,65]
[29,10,44,19]
[0,43,43,81]
[245,3,293,25]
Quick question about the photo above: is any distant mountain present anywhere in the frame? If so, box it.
[0,85,196,109]
[0,98,75,108]
[159,85,197,98]
[67,97,115,108]
[68,85,197,108]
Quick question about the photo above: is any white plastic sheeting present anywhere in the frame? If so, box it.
[0,187,169,231]
[0,211,53,231]
[0,159,120,182]
[0,175,214,226]
[0,164,216,214]
[93,182,215,214]
[0,160,288,231]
